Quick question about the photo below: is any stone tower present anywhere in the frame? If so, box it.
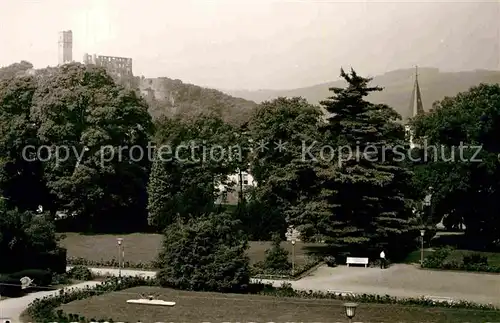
[58,30,73,65]
[405,66,425,148]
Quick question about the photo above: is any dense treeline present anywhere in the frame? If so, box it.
[1,61,500,281]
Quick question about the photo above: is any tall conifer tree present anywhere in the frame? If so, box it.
[318,68,417,257]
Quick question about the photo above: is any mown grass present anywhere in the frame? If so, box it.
[58,286,500,323]
[59,232,320,267]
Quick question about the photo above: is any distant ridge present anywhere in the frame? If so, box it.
[224,68,500,120]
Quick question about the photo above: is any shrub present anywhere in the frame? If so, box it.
[262,233,291,272]
[51,272,71,285]
[9,269,52,286]
[67,265,93,280]
[156,211,250,292]
[463,253,488,267]
[0,206,64,273]
[324,256,336,267]
[422,247,452,268]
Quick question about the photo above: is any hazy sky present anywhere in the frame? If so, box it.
[0,0,499,90]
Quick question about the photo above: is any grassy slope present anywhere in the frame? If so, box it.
[59,286,500,323]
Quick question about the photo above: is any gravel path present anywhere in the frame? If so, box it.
[0,281,102,323]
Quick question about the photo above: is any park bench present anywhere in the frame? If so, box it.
[346,257,369,267]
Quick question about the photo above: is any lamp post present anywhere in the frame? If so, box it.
[117,238,123,278]
[343,302,358,323]
[420,229,425,266]
[420,186,433,267]
[291,240,296,275]
[423,186,433,222]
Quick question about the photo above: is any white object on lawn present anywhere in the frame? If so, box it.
[127,299,176,306]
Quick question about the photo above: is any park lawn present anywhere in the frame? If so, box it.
[57,286,500,323]
[59,233,320,267]
[403,249,500,267]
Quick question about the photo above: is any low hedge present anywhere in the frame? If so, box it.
[67,257,158,270]
[25,275,499,323]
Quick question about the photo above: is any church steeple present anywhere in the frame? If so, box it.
[408,66,425,120]
[405,66,425,148]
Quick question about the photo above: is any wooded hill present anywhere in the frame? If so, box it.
[225,68,500,120]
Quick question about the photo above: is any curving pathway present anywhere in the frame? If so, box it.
[0,281,102,323]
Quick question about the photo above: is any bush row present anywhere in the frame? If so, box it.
[422,247,500,273]
[67,257,158,270]
[26,274,499,323]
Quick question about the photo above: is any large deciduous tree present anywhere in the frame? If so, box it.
[147,114,240,231]
[246,97,324,240]
[411,83,500,249]
[31,63,153,232]
[0,76,49,211]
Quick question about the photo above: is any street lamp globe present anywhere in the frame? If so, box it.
[420,229,425,237]
[291,240,295,245]
[117,237,123,245]
[343,302,358,320]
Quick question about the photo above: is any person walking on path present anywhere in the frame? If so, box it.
[380,250,386,269]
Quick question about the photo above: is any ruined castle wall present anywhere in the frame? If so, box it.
[83,53,133,78]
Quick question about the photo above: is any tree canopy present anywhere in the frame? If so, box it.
[411,83,500,249]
